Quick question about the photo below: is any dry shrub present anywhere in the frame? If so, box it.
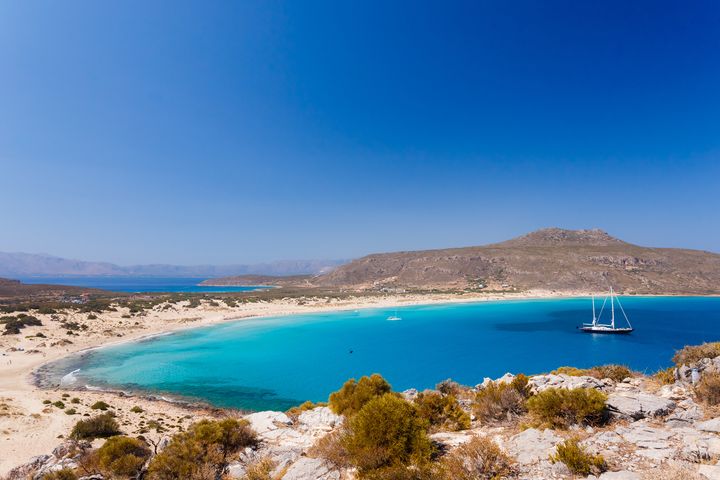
[241,457,276,480]
[695,371,720,405]
[42,469,78,480]
[147,418,257,480]
[286,400,326,421]
[526,387,607,429]
[673,342,720,366]
[96,435,151,478]
[70,413,121,440]
[329,374,393,417]
[654,367,676,385]
[361,464,440,480]
[308,430,351,469]
[440,435,516,480]
[553,365,633,382]
[436,379,462,397]
[473,375,530,423]
[343,393,433,475]
[549,438,606,476]
[414,391,470,432]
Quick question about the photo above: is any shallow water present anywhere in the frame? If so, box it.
[39,297,720,411]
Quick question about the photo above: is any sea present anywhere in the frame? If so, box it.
[16,276,270,293]
[36,296,720,411]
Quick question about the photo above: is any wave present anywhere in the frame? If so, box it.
[59,368,81,387]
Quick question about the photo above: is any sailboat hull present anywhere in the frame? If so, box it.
[580,326,633,334]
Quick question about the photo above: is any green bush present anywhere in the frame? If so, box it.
[241,458,275,480]
[70,413,122,440]
[473,374,530,423]
[439,435,516,480]
[413,391,470,432]
[97,436,151,478]
[329,374,393,417]
[147,418,257,480]
[527,387,607,429]
[1,314,42,335]
[91,401,111,410]
[550,438,606,476]
[65,408,77,415]
[673,342,720,366]
[53,401,66,409]
[695,371,720,406]
[286,400,326,420]
[435,379,462,397]
[343,393,433,475]
[130,406,144,413]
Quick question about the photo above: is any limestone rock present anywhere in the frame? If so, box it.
[696,418,720,433]
[698,464,720,480]
[296,407,342,433]
[282,457,340,480]
[598,471,642,480]
[606,392,676,420]
[528,373,609,393]
[506,428,561,464]
[245,411,293,435]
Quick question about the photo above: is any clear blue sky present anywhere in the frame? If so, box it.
[1,1,718,264]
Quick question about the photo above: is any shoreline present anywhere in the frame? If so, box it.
[1,290,717,474]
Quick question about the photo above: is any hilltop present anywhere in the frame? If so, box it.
[209,228,720,294]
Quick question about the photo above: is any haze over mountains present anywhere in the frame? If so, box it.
[0,252,344,278]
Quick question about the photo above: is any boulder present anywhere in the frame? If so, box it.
[606,392,676,420]
[698,464,720,480]
[696,418,720,433]
[506,428,561,464]
[282,457,340,480]
[244,411,293,435]
[598,471,642,480]
[528,374,609,393]
[296,407,342,433]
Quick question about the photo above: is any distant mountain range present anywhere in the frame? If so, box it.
[0,252,345,278]
[207,228,720,295]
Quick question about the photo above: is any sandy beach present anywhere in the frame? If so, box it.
[0,289,601,474]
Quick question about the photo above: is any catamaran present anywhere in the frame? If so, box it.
[580,287,633,334]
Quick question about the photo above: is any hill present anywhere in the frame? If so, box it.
[307,228,720,294]
[0,277,105,299]
[0,252,344,278]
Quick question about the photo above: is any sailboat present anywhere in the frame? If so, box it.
[580,287,633,334]
[386,309,402,321]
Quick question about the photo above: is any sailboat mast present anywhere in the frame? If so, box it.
[592,294,596,325]
[610,287,615,329]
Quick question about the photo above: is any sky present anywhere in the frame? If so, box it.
[1,0,719,265]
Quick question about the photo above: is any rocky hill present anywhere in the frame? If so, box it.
[312,228,720,294]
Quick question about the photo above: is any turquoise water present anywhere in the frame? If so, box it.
[39,297,720,411]
[17,276,271,293]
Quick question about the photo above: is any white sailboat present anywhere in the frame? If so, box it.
[580,287,633,334]
[387,309,402,321]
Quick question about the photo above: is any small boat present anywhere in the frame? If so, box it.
[580,287,633,334]
[387,310,402,321]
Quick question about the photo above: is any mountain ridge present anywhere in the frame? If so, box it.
[311,228,720,294]
[0,252,344,278]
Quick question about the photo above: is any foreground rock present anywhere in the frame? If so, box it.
[606,391,676,420]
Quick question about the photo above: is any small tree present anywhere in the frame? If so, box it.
[343,393,433,475]
[329,374,393,417]
[97,436,151,478]
[413,391,470,432]
[527,387,607,429]
[147,418,257,480]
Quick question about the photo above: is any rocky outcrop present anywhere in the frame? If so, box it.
[528,373,611,393]
[606,391,676,420]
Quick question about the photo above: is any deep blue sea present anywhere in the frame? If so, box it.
[40,297,720,411]
[17,276,270,293]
